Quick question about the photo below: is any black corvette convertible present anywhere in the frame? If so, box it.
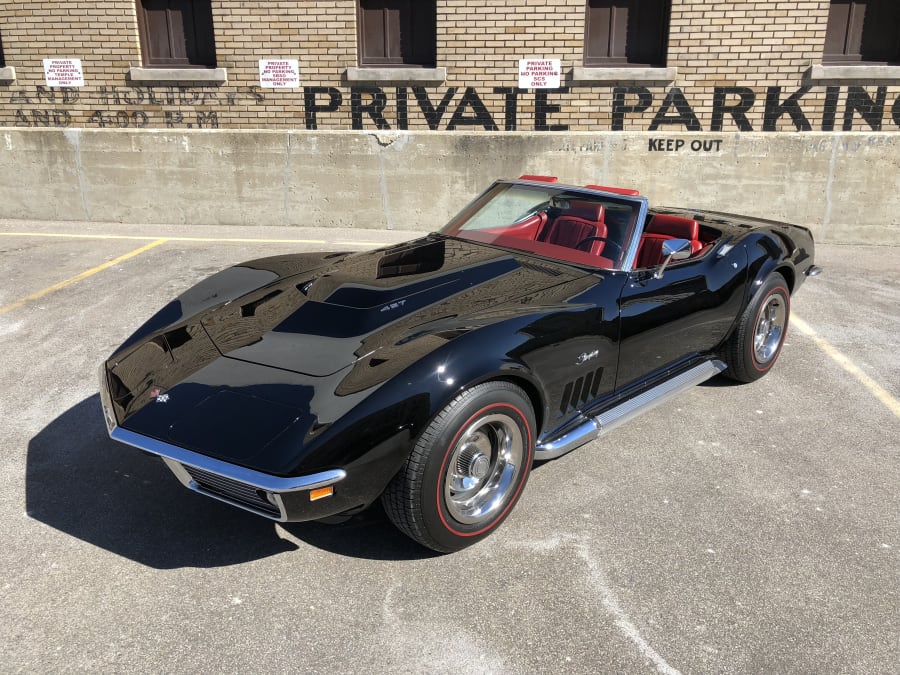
[99,176,819,552]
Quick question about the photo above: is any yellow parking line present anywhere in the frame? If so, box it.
[792,315,900,419]
[0,239,167,316]
[163,235,326,244]
[0,232,327,245]
[335,240,386,248]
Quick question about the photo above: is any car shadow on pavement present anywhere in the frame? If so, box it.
[278,504,442,561]
[699,374,743,388]
[26,395,432,568]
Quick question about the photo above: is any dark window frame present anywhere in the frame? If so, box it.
[584,0,671,68]
[136,0,217,68]
[823,0,900,65]
[0,32,5,68]
[357,0,437,68]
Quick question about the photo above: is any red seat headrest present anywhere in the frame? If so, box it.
[645,214,699,240]
[562,201,605,222]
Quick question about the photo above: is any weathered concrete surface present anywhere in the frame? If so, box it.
[0,223,898,673]
[0,128,897,244]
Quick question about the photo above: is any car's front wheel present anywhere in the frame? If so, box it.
[722,272,791,382]
[382,381,535,553]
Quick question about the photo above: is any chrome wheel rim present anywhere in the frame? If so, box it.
[753,293,787,364]
[444,412,525,525]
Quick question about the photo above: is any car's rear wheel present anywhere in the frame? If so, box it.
[722,272,790,382]
[382,381,535,553]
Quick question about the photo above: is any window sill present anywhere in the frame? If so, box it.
[803,64,900,84]
[0,66,15,83]
[345,66,447,84]
[129,67,227,83]
[570,66,677,85]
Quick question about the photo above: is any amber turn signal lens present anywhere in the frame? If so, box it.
[309,486,334,501]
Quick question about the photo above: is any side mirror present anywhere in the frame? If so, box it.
[653,238,692,279]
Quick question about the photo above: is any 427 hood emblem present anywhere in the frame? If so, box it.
[380,299,407,313]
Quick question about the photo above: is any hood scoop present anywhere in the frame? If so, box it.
[300,238,458,309]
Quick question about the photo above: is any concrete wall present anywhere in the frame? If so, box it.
[1,128,897,244]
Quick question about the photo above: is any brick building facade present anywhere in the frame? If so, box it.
[1,1,898,133]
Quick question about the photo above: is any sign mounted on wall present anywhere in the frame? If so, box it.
[518,59,561,89]
[43,59,84,87]
[259,59,300,88]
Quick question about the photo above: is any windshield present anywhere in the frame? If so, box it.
[440,182,643,270]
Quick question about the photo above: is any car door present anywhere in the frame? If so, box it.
[615,243,748,388]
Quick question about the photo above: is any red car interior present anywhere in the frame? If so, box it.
[537,202,607,256]
[635,214,703,268]
[458,182,716,271]
[459,230,615,269]
[482,211,547,240]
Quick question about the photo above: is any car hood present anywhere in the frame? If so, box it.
[197,236,588,376]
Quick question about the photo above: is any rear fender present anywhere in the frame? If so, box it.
[746,233,792,304]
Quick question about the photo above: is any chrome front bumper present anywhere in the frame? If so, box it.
[99,365,346,522]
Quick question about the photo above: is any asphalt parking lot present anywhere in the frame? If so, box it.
[1,219,898,673]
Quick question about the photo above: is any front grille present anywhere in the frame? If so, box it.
[182,465,281,518]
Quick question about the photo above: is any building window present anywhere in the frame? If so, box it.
[0,32,5,67]
[824,0,900,63]
[357,0,436,67]
[584,0,670,67]
[136,0,217,67]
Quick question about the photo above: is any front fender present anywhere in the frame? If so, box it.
[360,318,547,441]
[113,252,343,355]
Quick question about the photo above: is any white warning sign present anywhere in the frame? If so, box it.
[518,58,561,89]
[43,59,85,87]
[259,59,300,88]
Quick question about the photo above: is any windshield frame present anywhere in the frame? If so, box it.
[440,180,649,271]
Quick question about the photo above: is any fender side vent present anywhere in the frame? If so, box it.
[558,367,603,416]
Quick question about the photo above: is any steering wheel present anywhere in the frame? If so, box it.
[575,236,622,257]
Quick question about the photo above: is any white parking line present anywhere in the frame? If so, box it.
[576,540,682,675]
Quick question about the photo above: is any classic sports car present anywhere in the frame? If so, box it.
[99,176,819,552]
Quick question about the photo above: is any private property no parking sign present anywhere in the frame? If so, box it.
[258,59,300,88]
[43,59,84,87]
[518,59,561,89]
